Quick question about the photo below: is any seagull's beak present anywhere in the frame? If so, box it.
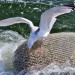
[28,48,32,51]
[64,3,75,10]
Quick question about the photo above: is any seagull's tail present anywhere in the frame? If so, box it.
[0,17,35,30]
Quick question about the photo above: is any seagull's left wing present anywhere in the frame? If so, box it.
[38,8,57,34]
[38,5,73,34]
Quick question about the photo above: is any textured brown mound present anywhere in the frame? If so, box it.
[13,32,75,73]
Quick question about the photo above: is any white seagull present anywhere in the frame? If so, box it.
[0,4,74,49]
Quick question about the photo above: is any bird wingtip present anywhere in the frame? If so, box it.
[63,2,75,10]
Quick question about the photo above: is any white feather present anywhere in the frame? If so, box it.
[39,6,72,35]
[0,17,35,31]
[0,5,73,48]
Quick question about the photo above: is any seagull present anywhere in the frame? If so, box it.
[0,4,74,50]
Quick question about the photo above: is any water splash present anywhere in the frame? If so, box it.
[17,62,75,75]
[0,30,26,75]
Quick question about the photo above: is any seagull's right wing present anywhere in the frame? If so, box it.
[0,17,34,30]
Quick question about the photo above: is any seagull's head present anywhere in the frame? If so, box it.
[27,28,39,49]
[27,33,37,49]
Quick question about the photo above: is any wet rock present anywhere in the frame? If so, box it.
[13,32,75,74]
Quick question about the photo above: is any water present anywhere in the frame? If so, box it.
[18,62,75,75]
[0,0,75,75]
[1,31,75,75]
[0,30,25,75]
[0,0,75,36]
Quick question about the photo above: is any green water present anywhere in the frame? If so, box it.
[0,0,75,75]
[0,0,75,37]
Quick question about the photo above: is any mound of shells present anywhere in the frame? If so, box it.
[13,32,75,73]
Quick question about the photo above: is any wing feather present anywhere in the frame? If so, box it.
[39,11,57,33]
[0,17,34,30]
[39,5,72,33]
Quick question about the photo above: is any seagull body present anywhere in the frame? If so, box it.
[0,5,74,49]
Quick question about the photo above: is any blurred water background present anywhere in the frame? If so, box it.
[0,0,75,75]
[0,0,75,37]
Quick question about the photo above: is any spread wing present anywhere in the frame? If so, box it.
[39,6,72,34]
[0,17,34,30]
[39,12,57,33]
[39,7,57,34]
